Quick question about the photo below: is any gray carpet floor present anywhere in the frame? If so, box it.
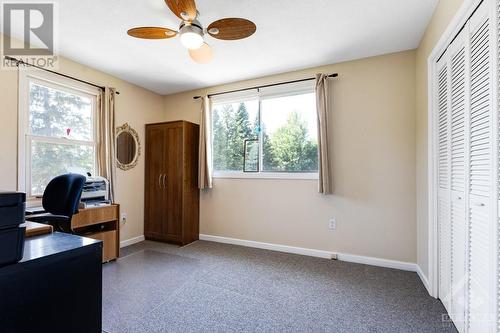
[102,240,456,333]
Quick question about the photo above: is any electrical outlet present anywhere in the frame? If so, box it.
[121,213,127,224]
[328,218,336,230]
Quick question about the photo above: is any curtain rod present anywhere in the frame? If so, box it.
[4,56,120,95]
[192,73,338,100]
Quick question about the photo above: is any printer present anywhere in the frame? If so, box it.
[80,176,110,208]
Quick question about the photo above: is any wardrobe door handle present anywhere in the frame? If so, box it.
[163,174,167,188]
[158,174,162,189]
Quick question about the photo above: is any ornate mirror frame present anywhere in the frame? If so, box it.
[115,123,141,171]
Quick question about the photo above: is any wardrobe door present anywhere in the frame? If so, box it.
[145,125,166,237]
[437,52,452,314]
[449,29,468,332]
[163,123,184,242]
[467,3,494,331]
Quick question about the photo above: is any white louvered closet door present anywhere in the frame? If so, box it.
[449,28,468,333]
[434,1,498,332]
[467,3,494,332]
[437,51,452,316]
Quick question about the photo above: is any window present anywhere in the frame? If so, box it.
[211,83,318,179]
[212,98,260,172]
[19,70,99,197]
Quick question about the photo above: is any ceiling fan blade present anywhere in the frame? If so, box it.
[127,27,177,39]
[189,43,213,64]
[207,18,256,41]
[164,0,197,21]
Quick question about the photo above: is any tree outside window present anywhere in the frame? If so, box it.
[27,81,96,195]
[212,91,318,174]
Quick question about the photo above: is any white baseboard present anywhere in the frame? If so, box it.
[199,234,417,271]
[199,234,334,259]
[335,253,417,272]
[198,234,433,294]
[416,265,431,294]
[120,235,145,248]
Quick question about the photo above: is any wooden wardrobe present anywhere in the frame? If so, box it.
[144,121,199,246]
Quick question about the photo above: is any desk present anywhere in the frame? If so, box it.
[0,232,102,333]
[71,204,120,263]
[25,221,53,237]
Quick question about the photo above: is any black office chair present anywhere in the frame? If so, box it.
[27,173,86,233]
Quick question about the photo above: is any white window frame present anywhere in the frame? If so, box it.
[18,68,100,198]
[211,80,319,180]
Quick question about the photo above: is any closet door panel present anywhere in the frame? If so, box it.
[467,4,494,331]
[437,56,452,313]
[450,32,468,332]
[468,196,492,332]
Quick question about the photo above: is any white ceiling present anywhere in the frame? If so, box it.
[4,0,438,95]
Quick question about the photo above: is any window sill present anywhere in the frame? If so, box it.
[212,172,319,180]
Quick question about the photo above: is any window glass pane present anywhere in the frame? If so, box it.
[244,139,259,172]
[262,93,318,172]
[212,100,259,171]
[31,141,94,195]
[29,82,93,141]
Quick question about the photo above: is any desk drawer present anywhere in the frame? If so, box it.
[72,205,118,229]
[87,230,117,262]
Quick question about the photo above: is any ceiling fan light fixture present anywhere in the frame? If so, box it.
[179,24,204,49]
[128,1,258,64]
[189,42,213,64]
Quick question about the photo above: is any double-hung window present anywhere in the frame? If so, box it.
[19,70,99,197]
[211,81,318,179]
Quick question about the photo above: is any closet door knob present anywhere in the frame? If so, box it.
[162,174,167,188]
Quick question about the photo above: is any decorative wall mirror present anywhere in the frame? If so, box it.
[116,123,140,171]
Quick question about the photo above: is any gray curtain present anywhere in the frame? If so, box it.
[198,96,213,189]
[315,74,333,194]
[97,87,116,202]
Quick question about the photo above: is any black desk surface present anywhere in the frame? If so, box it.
[20,231,101,263]
[0,231,103,333]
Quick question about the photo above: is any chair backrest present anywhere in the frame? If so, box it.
[42,174,86,218]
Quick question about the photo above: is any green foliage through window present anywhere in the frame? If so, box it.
[31,142,94,195]
[212,91,318,173]
[27,80,96,195]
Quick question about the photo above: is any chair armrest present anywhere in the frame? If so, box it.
[27,213,70,223]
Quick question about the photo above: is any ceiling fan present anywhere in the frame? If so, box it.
[127,0,257,64]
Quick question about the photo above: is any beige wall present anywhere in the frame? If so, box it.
[0,0,466,265]
[0,35,165,243]
[415,0,464,277]
[164,50,418,263]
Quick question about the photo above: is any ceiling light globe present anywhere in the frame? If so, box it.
[179,25,204,50]
[189,42,213,64]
